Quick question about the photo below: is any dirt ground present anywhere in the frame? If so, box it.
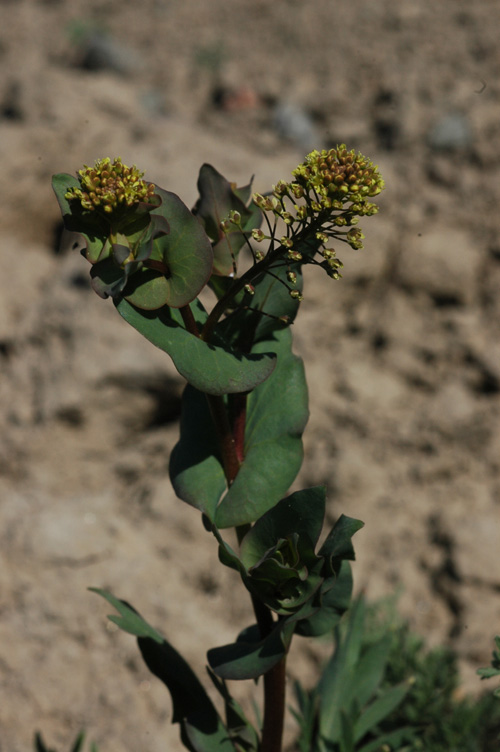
[1,1,500,750]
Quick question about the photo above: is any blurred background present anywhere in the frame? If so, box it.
[1,1,500,750]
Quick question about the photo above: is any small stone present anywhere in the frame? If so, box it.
[76,33,142,76]
[427,112,472,151]
[397,227,479,305]
[273,101,320,152]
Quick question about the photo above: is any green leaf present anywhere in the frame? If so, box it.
[122,267,172,309]
[34,733,55,752]
[115,297,276,395]
[214,327,308,528]
[318,598,367,744]
[91,587,233,752]
[125,188,213,309]
[182,714,236,752]
[339,710,356,752]
[52,173,108,262]
[295,560,353,637]
[69,732,86,752]
[207,669,260,751]
[89,588,163,642]
[319,515,365,575]
[169,385,227,519]
[239,487,326,570]
[194,164,261,276]
[215,262,303,348]
[207,620,294,681]
[356,726,415,752]
[353,680,413,743]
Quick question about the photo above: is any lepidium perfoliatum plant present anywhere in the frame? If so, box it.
[52,148,414,752]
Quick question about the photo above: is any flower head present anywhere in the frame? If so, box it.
[292,145,384,202]
[65,157,156,215]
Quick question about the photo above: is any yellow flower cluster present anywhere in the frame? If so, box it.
[65,157,155,214]
[292,145,384,202]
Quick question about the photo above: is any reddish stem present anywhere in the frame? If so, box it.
[183,305,286,752]
[261,657,287,752]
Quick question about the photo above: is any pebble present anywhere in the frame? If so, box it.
[77,33,142,75]
[397,227,479,305]
[273,101,321,152]
[427,112,472,151]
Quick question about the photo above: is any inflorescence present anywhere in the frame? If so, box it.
[251,145,385,296]
[65,157,155,215]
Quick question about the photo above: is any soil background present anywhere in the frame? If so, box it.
[1,1,500,750]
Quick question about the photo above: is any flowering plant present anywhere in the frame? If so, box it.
[51,149,417,752]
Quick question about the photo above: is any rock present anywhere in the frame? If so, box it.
[273,101,321,152]
[427,112,472,151]
[76,33,142,76]
[397,227,479,305]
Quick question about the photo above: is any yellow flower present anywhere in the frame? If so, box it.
[65,157,155,214]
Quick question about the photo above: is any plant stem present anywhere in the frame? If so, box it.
[179,303,242,483]
[262,656,287,752]
[195,298,288,752]
[179,303,200,337]
[229,392,248,464]
[206,393,241,484]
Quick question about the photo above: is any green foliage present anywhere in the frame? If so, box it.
[478,635,500,698]
[194,163,261,276]
[91,589,252,751]
[291,598,415,752]
[292,598,500,752]
[34,731,98,752]
[116,297,276,396]
[381,622,500,751]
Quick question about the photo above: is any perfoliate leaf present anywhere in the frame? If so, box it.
[214,327,308,528]
[169,385,227,519]
[115,298,276,396]
[126,187,213,309]
[52,173,108,261]
[319,515,365,575]
[295,560,353,638]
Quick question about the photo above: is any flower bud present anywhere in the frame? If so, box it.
[252,228,266,242]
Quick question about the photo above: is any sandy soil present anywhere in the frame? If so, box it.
[1,1,500,750]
